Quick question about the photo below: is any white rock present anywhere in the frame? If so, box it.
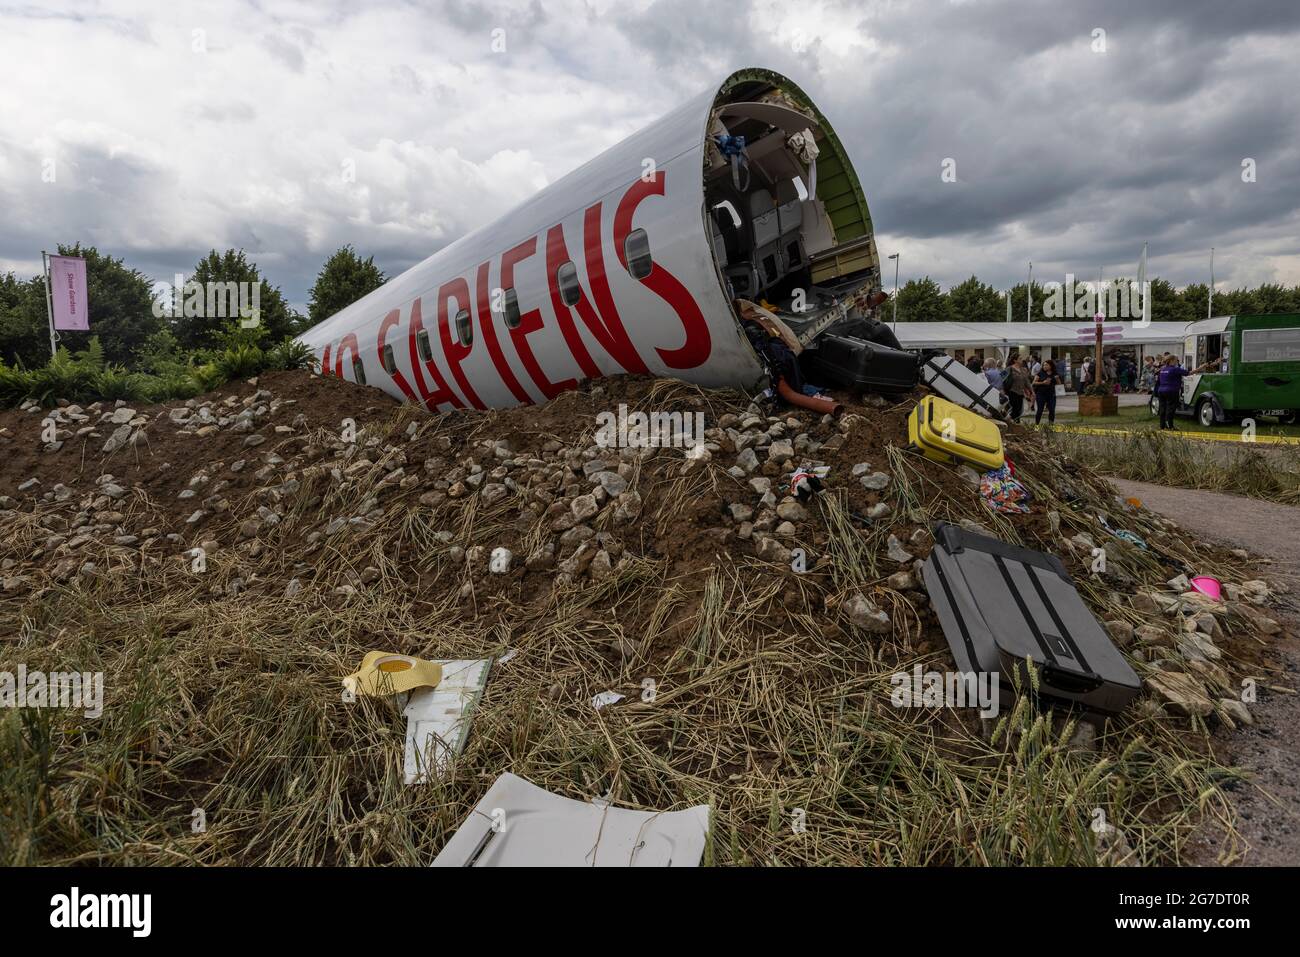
[572,494,600,521]
[886,535,913,563]
[859,472,891,491]
[844,593,892,634]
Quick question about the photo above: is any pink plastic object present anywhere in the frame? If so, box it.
[1190,576,1223,601]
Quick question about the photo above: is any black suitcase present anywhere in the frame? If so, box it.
[800,335,919,393]
[921,522,1141,717]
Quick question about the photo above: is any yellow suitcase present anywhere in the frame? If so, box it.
[907,395,1005,470]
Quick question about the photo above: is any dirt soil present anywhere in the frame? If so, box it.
[1108,477,1300,866]
[1,371,1294,865]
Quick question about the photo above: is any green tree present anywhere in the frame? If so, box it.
[1005,281,1048,323]
[1217,287,1259,316]
[172,249,301,350]
[1249,283,1298,314]
[38,245,161,365]
[1146,277,1183,323]
[0,272,50,367]
[894,276,951,323]
[946,275,1004,323]
[307,245,386,327]
[1177,282,1211,323]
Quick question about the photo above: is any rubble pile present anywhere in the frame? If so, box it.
[0,369,1291,865]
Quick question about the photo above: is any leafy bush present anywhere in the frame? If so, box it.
[0,361,32,407]
[213,343,265,381]
[138,372,201,404]
[90,366,148,403]
[0,330,318,410]
[265,337,318,372]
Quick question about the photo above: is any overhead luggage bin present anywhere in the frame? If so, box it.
[921,522,1142,717]
[907,395,1005,470]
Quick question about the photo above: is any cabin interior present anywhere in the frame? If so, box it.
[703,78,880,339]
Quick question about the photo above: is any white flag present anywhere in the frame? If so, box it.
[1136,242,1150,327]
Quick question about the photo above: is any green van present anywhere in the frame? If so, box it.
[1149,314,1300,427]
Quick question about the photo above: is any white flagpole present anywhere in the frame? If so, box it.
[1208,247,1214,319]
[42,250,58,359]
[1143,243,1150,326]
[1026,262,1032,322]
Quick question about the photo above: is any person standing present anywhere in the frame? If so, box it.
[1080,356,1095,388]
[1155,354,1215,430]
[1002,355,1032,422]
[983,357,1003,391]
[965,354,983,375]
[1032,359,1062,424]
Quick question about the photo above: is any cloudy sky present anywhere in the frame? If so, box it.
[2,0,1298,313]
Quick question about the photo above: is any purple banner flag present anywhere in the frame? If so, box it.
[49,255,89,331]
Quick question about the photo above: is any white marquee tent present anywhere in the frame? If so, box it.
[887,320,1188,351]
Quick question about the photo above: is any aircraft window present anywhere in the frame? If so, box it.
[382,343,397,375]
[455,308,473,347]
[503,288,522,329]
[416,329,433,362]
[625,228,653,280]
[557,261,581,307]
[352,355,367,386]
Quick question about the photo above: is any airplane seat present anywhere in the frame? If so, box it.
[754,242,783,288]
[712,206,743,263]
[777,198,805,271]
[725,263,761,299]
[749,189,780,248]
[746,188,785,291]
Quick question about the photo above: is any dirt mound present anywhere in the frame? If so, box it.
[0,370,1292,865]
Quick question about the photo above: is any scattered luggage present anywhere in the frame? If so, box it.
[432,773,710,867]
[800,335,919,393]
[907,395,1005,470]
[919,354,1005,418]
[921,522,1141,717]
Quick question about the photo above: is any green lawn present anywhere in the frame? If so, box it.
[1048,402,1300,438]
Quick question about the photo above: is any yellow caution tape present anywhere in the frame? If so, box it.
[1047,424,1300,446]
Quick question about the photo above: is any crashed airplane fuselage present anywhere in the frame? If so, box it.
[297,67,881,409]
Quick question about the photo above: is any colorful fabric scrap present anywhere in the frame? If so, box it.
[979,464,1031,513]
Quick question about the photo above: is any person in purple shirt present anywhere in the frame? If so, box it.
[1155,354,1216,430]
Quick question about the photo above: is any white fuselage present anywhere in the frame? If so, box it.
[297,69,873,410]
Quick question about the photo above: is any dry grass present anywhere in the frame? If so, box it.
[0,391,1266,867]
[1045,427,1300,504]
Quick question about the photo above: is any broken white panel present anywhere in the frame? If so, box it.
[403,658,492,785]
[432,773,711,867]
[590,691,624,710]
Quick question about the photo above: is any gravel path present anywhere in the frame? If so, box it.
[1106,477,1300,865]
[1107,479,1300,575]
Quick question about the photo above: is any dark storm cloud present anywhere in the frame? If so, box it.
[2,0,1298,307]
